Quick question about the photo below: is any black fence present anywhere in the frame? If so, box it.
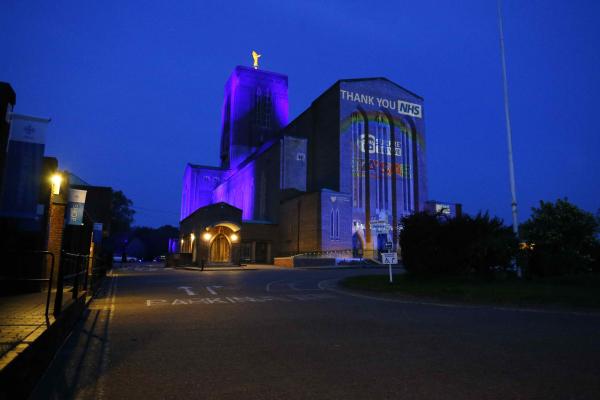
[1,249,110,321]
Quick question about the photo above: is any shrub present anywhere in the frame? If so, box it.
[400,212,517,278]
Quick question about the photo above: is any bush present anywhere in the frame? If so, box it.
[400,212,518,278]
[520,199,600,277]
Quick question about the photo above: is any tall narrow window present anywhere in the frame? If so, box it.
[255,87,272,129]
[330,209,335,239]
[335,209,340,240]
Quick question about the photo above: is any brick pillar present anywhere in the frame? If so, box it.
[46,199,66,285]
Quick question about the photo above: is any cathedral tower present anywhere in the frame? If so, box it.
[219,66,288,170]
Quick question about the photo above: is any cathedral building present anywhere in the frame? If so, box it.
[179,63,431,265]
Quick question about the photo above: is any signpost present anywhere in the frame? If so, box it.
[381,248,397,283]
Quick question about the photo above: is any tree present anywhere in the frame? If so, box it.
[520,199,600,276]
[130,225,179,260]
[110,190,135,233]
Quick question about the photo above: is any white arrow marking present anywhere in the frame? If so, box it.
[178,286,196,296]
[206,285,223,295]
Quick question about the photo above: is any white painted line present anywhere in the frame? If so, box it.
[206,285,223,295]
[317,279,600,317]
[290,281,323,291]
[178,286,196,296]
[96,269,118,400]
[144,294,337,306]
[266,280,286,292]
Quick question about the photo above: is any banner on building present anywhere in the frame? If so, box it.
[93,222,103,244]
[67,189,87,225]
[0,113,50,219]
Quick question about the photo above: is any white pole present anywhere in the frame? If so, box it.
[497,0,519,239]
[498,0,521,277]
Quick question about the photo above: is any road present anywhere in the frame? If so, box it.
[31,263,600,399]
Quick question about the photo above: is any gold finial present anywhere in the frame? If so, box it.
[252,50,261,69]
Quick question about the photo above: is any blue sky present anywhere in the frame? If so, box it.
[1,0,599,227]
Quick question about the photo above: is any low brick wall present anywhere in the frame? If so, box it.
[273,257,294,268]
[274,256,338,268]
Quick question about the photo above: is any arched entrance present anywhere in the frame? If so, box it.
[209,234,231,263]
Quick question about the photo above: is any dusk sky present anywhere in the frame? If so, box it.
[2,0,599,228]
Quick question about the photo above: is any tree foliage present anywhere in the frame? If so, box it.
[110,190,135,234]
[130,225,179,260]
[400,212,518,278]
[520,199,600,276]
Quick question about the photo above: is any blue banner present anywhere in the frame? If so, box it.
[0,114,49,219]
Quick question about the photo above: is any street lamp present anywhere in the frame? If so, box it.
[230,233,239,242]
[50,173,62,195]
[202,232,212,242]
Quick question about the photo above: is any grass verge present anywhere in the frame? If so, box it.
[339,274,600,309]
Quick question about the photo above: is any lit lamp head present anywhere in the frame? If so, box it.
[230,233,239,242]
[190,233,195,242]
[50,173,63,195]
[202,232,212,242]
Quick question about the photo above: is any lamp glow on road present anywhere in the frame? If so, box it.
[50,173,62,195]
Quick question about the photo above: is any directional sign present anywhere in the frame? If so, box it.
[381,252,397,264]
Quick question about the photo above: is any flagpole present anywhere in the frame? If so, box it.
[498,0,521,276]
[497,0,519,237]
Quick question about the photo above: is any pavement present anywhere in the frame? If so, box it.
[29,262,600,399]
[0,292,52,369]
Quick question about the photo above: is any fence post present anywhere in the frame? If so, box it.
[45,252,55,320]
[53,251,65,316]
[73,255,80,300]
[83,255,90,292]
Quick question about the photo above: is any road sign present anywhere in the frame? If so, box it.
[385,241,393,251]
[382,252,397,264]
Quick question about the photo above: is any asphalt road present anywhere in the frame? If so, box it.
[31,263,600,399]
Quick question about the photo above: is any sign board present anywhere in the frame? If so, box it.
[67,189,87,225]
[370,220,390,233]
[382,252,397,264]
[385,241,393,251]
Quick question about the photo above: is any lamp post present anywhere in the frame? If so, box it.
[50,173,62,195]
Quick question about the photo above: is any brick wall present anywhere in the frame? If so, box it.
[46,201,65,283]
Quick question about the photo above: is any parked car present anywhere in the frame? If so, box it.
[113,255,141,263]
[153,255,166,262]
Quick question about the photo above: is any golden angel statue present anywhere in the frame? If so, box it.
[252,50,261,69]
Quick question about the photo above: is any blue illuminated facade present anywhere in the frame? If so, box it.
[180,66,428,264]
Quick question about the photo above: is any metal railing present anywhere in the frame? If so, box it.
[287,249,383,261]
[53,251,90,316]
[1,251,56,321]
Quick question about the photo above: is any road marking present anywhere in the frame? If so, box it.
[206,285,223,295]
[96,270,118,400]
[265,280,286,292]
[317,279,600,317]
[290,281,322,291]
[178,286,196,296]
[145,293,337,306]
